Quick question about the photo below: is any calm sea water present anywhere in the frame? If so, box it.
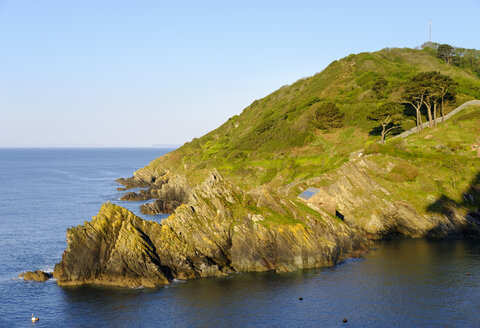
[0,148,479,327]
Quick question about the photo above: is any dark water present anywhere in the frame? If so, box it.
[1,149,479,327]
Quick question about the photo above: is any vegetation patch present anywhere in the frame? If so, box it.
[388,161,419,182]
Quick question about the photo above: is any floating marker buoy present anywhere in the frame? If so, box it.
[466,273,471,275]
[343,318,348,323]
[31,314,39,322]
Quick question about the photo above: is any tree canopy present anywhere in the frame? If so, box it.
[402,71,456,130]
[368,102,403,143]
[311,101,344,130]
[437,44,455,64]
[434,43,480,77]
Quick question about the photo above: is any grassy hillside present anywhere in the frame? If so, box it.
[146,46,480,188]
[354,104,480,214]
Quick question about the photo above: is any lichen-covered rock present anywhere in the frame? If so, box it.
[55,170,367,288]
[19,271,52,282]
[54,204,172,287]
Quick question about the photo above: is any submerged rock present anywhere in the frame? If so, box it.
[19,271,52,282]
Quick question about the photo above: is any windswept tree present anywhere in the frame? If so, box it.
[402,71,457,130]
[418,72,457,126]
[422,71,442,128]
[437,75,457,123]
[311,101,344,130]
[368,102,404,143]
[437,44,455,65]
[402,74,429,132]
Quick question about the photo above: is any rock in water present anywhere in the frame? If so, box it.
[19,271,52,282]
[54,171,366,288]
[117,169,191,215]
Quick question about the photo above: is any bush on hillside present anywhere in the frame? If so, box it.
[311,102,345,130]
[388,161,419,182]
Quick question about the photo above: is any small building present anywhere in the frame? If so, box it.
[298,187,337,217]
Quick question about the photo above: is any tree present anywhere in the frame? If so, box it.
[437,44,455,65]
[402,74,428,132]
[311,101,344,130]
[368,102,403,143]
[402,71,456,131]
[437,75,457,123]
[372,77,388,98]
[421,71,443,128]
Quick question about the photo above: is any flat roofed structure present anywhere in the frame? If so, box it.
[298,187,320,200]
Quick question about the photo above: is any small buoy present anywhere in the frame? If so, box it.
[31,314,39,322]
[299,297,303,301]
[466,273,471,275]
[343,318,348,323]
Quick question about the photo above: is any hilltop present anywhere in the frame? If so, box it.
[139,46,480,189]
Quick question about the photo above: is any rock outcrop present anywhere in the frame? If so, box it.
[19,271,53,282]
[117,169,190,215]
[55,157,480,288]
[297,156,480,239]
[54,171,367,287]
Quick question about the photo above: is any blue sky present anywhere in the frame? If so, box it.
[1,0,478,147]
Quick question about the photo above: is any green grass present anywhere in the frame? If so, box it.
[143,47,480,190]
[363,105,480,214]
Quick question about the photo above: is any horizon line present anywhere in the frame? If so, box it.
[0,145,181,149]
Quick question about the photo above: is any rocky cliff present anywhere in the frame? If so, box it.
[294,154,480,239]
[55,152,480,288]
[54,170,366,287]
[55,150,480,288]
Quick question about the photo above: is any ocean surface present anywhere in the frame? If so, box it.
[1,148,479,327]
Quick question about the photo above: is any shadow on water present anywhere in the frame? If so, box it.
[55,239,480,327]
[427,172,480,236]
[58,271,327,327]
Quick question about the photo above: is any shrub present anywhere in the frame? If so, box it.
[386,138,407,151]
[388,161,418,182]
[311,101,345,130]
[364,141,383,154]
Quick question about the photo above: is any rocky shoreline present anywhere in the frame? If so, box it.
[116,169,190,215]
[53,170,367,287]
[51,154,480,288]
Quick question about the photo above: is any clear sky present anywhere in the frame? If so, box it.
[1,0,478,147]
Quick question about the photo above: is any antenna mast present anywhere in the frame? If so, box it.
[429,20,432,42]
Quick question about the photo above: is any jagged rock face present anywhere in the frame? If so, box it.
[55,157,480,288]
[301,157,480,239]
[117,169,190,215]
[55,171,366,287]
[54,204,172,287]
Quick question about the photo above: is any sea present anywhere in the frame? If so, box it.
[0,148,479,327]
